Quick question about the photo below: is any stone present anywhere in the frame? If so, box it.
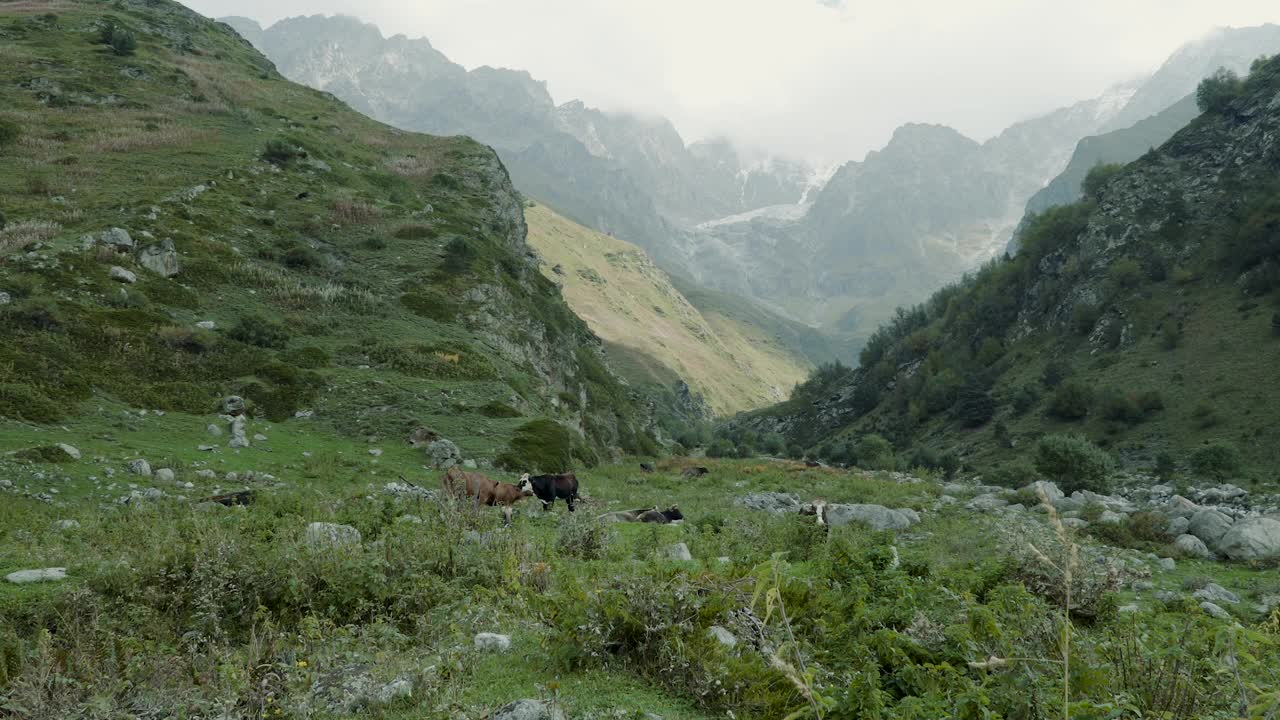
[736,492,801,513]
[206,423,223,437]
[824,504,914,531]
[1163,495,1200,518]
[253,433,268,442]
[965,493,1008,511]
[895,508,922,524]
[1187,509,1233,549]
[154,468,175,483]
[128,458,152,477]
[196,320,216,330]
[426,438,462,469]
[369,448,382,457]
[1200,601,1232,621]
[1157,557,1176,571]
[53,520,79,531]
[1098,510,1124,525]
[305,522,361,548]
[666,543,693,561]
[0,291,10,306]
[475,633,512,652]
[396,514,424,524]
[109,266,137,283]
[708,625,737,648]
[1173,534,1212,559]
[493,699,567,720]
[1061,517,1089,529]
[1193,583,1240,605]
[101,227,133,249]
[54,443,80,460]
[463,458,478,469]
[6,568,67,584]
[1118,604,1139,614]
[138,239,180,277]
[1020,480,1064,506]
[228,416,250,449]
[221,396,246,415]
[1216,517,1280,561]
[195,469,217,480]
[310,664,376,713]
[1167,516,1190,536]
[375,678,413,705]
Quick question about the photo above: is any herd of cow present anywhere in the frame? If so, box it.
[439,465,683,525]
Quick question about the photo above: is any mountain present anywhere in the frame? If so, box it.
[739,52,1280,477]
[0,0,655,466]
[524,204,834,415]
[219,14,814,267]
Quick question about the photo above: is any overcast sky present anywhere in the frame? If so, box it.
[180,0,1280,164]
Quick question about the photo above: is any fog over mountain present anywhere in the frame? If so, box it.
[180,0,1280,164]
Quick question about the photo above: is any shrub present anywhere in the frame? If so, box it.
[441,237,476,275]
[1034,433,1114,494]
[478,400,521,418]
[497,419,574,472]
[953,383,995,427]
[1047,381,1093,420]
[1041,358,1072,388]
[228,314,290,349]
[281,246,321,270]
[760,433,786,456]
[1188,441,1243,480]
[0,384,64,423]
[1082,163,1125,202]
[1098,388,1163,424]
[556,514,613,560]
[0,119,20,150]
[1107,258,1143,294]
[109,29,137,56]
[986,459,1038,489]
[281,346,329,369]
[156,325,216,353]
[261,139,302,165]
[1012,384,1040,414]
[854,434,895,471]
[705,439,736,459]
[1196,67,1243,113]
[1155,451,1177,481]
[1072,303,1101,335]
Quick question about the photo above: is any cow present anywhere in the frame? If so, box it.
[639,463,656,473]
[681,466,710,479]
[800,500,829,526]
[522,472,580,512]
[639,506,684,524]
[599,507,652,523]
[441,467,533,509]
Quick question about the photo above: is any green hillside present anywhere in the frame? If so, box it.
[0,1,658,466]
[526,203,833,416]
[741,56,1280,482]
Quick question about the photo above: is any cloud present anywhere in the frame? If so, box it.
[180,0,1280,164]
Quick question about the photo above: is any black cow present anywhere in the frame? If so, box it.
[639,463,656,473]
[681,466,710,479]
[521,472,580,512]
[639,506,684,524]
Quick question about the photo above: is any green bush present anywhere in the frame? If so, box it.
[556,514,613,560]
[1097,388,1163,424]
[478,400,521,418]
[1189,441,1244,480]
[282,246,321,270]
[441,237,476,275]
[1107,258,1143,294]
[1034,433,1114,494]
[261,139,303,165]
[0,119,20,150]
[854,434,895,471]
[953,383,995,427]
[986,459,1038,489]
[1041,359,1072,388]
[228,314,290,349]
[1047,381,1093,420]
[109,29,137,56]
[1082,163,1125,202]
[497,419,574,472]
[1196,67,1243,113]
[705,439,736,459]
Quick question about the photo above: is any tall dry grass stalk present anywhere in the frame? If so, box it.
[0,220,61,253]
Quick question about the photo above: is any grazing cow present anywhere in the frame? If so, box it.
[523,472,580,512]
[639,463,656,473]
[681,466,710,479]
[800,500,829,526]
[442,467,533,507]
[639,506,684,524]
[489,477,535,507]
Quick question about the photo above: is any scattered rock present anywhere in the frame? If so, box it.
[1098,510,1124,525]
[1162,495,1200,518]
[310,664,376,713]
[1020,480,1064,506]
[53,519,79,531]
[221,396,246,416]
[1061,517,1089,529]
[375,678,412,705]
[154,468,175,483]
[0,291,10,306]
[407,426,439,447]
[138,239,180,277]
[426,438,462,469]
[1173,534,1212,559]
[109,266,137,283]
[99,227,134,250]
[253,433,268,442]
[1200,601,1232,621]
[1193,583,1240,605]
[53,443,80,460]
[1118,604,1139,614]
[463,458,478,469]
[1187,509,1232,548]
[195,469,218,480]
[666,543,693,561]
[1157,557,1176,571]
[474,633,512,652]
[228,416,250,449]
[825,504,915,531]
[708,626,737,648]
[736,492,801,513]
[1216,517,1280,561]
[1166,516,1190,536]
[966,493,1008,511]
[383,482,435,500]
[196,320,216,330]
[369,448,382,457]
[128,459,152,477]
[305,522,361,548]
[6,568,67,584]
[493,699,566,720]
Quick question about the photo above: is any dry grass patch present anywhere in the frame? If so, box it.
[386,154,437,178]
[0,220,61,253]
[89,125,213,153]
[332,199,382,225]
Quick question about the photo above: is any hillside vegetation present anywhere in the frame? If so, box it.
[525,203,826,416]
[740,54,1280,483]
[0,0,655,467]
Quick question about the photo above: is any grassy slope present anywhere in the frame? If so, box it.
[525,203,817,415]
[0,1,646,465]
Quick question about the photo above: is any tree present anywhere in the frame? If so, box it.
[854,434,895,471]
[1047,381,1093,420]
[1035,434,1114,494]
[1189,441,1243,480]
[1196,67,1243,113]
[1082,163,1125,202]
[1155,451,1177,481]
[953,383,996,428]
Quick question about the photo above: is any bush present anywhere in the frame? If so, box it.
[1107,258,1143,294]
[281,246,321,270]
[281,346,329,369]
[854,434,895,471]
[1098,388,1163,424]
[478,400,521,418]
[1189,441,1244,480]
[556,514,612,560]
[705,439,736,459]
[0,384,64,423]
[953,383,995,427]
[261,139,302,165]
[228,314,290,349]
[1041,359,1072,388]
[1155,451,1177,481]
[109,29,137,56]
[1196,67,1243,113]
[497,419,574,473]
[986,459,1038,489]
[1082,163,1125,202]
[0,119,20,150]
[1012,384,1040,415]
[760,433,786,456]
[441,237,476,275]
[1034,433,1114,494]
[1047,381,1093,420]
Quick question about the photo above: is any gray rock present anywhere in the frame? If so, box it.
[736,492,801,513]
[128,459,152,477]
[1216,517,1280,561]
[1193,583,1240,605]
[0,291,10,306]
[53,519,80,531]
[895,508,922,524]
[310,664,375,713]
[194,469,217,480]
[1061,517,1089,529]
[708,625,737,648]
[666,543,693,561]
[396,514,424,524]
[196,320,216,330]
[368,448,382,457]
[138,239,180,277]
[1163,495,1200,518]
[824,504,913,531]
[253,433,268,442]
[1200,601,1232,621]
[101,227,133,249]
[1098,510,1125,525]
[474,633,512,652]
[154,468,175,484]
[965,493,1009,511]
[6,567,67,584]
[1118,604,1139,614]
[462,458,478,469]
[375,678,412,705]
[206,423,222,437]
[228,416,250,449]
[493,699,566,720]
[56,443,81,460]
[1188,509,1233,548]
[426,438,462,469]
[1166,515,1190,536]
[1157,557,1176,571]
[1020,480,1064,506]
[305,522,361,548]
[1174,534,1212,559]
[109,266,137,283]
[222,396,245,415]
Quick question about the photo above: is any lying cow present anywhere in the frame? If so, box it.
[442,466,533,508]
[598,506,683,524]
[522,472,580,512]
[681,466,710,479]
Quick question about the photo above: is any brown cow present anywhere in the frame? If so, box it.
[441,467,533,508]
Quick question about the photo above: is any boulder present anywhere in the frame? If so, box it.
[56,443,81,460]
[708,626,737,648]
[1098,510,1125,525]
[109,266,137,283]
[474,633,512,652]
[824,504,913,531]
[1187,509,1233,548]
[6,567,67,584]
[666,543,693,561]
[100,227,134,249]
[736,492,801,514]
[1173,534,1212,559]
[1061,517,1089,529]
[155,468,175,484]
[138,239,180,277]
[196,320,216,330]
[1020,480,1064,506]
[1216,517,1280,561]
[1193,583,1240,605]
[128,458,152,476]
[1200,601,1232,621]
[222,396,246,415]
[228,416,250,449]
[896,508,922,524]
[1166,516,1190,536]
[1163,495,1200,518]
[1157,557,1176,571]
[0,291,10,305]
[426,438,462,469]
[494,700,566,720]
[53,519,80,531]
[965,493,1008,511]
[305,522,361,548]
[194,469,218,480]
